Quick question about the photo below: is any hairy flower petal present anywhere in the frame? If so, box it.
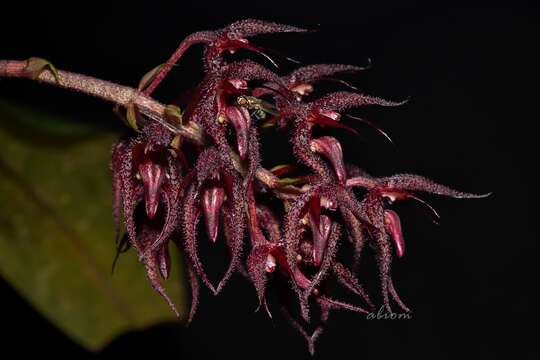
[111,141,128,251]
[247,244,273,317]
[301,223,340,321]
[332,262,374,310]
[215,174,246,294]
[182,183,217,294]
[381,173,490,198]
[281,308,323,356]
[286,64,368,86]
[224,19,309,39]
[314,91,407,113]
[184,257,200,324]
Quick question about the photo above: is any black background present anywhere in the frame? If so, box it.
[0,1,536,359]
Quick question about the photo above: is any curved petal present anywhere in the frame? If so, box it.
[332,262,374,310]
[381,174,491,198]
[215,175,246,294]
[384,210,405,258]
[182,184,217,294]
[224,19,309,38]
[313,91,407,113]
[301,223,340,321]
[143,31,215,95]
[287,64,368,85]
[247,244,273,317]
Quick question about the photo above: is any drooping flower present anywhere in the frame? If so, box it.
[141,19,308,95]
[111,122,188,312]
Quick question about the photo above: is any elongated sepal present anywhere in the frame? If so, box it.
[381,174,492,199]
[143,257,180,318]
[185,259,200,325]
[225,19,309,38]
[247,245,273,317]
[332,262,374,310]
[287,64,368,86]
[316,295,370,315]
[314,91,407,113]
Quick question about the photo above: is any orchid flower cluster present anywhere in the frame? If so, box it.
[110,19,486,354]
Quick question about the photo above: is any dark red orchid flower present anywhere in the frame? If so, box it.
[142,19,308,95]
[109,19,490,354]
[345,172,489,312]
[111,122,189,313]
[253,63,369,100]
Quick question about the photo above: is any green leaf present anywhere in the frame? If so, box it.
[0,100,186,351]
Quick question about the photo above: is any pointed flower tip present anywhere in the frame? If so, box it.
[215,281,226,296]
[460,191,492,199]
[384,174,492,200]
[363,57,373,69]
[395,97,410,106]
[255,300,273,319]
[226,19,311,37]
